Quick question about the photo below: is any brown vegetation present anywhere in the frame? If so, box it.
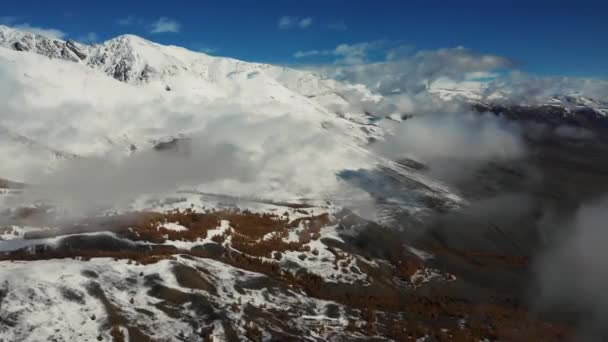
[1,208,572,341]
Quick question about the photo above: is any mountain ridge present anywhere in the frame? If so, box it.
[2,24,606,121]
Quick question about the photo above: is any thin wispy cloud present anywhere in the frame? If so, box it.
[328,20,347,31]
[12,23,66,40]
[0,16,66,40]
[278,16,313,29]
[197,46,218,54]
[278,16,293,29]
[293,49,326,58]
[299,17,313,28]
[117,16,136,26]
[150,17,181,34]
[293,42,514,119]
[78,32,99,44]
[0,16,19,25]
[294,41,383,64]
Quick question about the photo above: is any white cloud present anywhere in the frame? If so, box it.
[278,16,313,30]
[333,42,380,64]
[302,44,511,96]
[377,112,525,183]
[12,23,66,40]
[380,112,524,162]
[293,43,515,120]
[150,17,181,34]
[298,17,313,28]
[294,41,382,64]
[293,49,325,58]
[0,59,375,215]
[278,16,295,29]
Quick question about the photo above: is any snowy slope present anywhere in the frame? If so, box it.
[0,29,460,214]
[0,25,382,129]
[0,27,373,147]
[0,47,374,203]
[0,25,387,143]
[0,25,576,342]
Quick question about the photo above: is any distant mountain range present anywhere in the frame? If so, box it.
[431,87,608,131]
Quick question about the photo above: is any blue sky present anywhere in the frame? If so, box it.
[1,0,607,78]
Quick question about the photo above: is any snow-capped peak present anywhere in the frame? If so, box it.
[0,24,89,62]
[0,25,207,83]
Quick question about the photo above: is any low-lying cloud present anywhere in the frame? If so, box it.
[300,44,511,95]
[376,112,525,183]
[3,22,66,40]
[0,58,375,215]
[22,135,253,214]
[534,196,608,339]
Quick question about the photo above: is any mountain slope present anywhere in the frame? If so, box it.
[0,27,374,149]
[0,25,380,129]
[2,25,603,341]
[0,27,462,216]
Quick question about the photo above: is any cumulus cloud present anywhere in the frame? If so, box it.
[295,40,607,122]
[150,17,181,34]
[11,23,66,40]
[294,44,511,118]
[278,16,313,29]
[334,47,510,95]
[296,43,510,106]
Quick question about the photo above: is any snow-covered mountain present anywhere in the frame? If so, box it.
[0,24,379,122]
[0,25,462,215]
[2,23,605,142]
[0,28,468,341]
[1,25,601,341]
[0,25,379,176]
[0,25,388,152]
[430,86,608,117]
